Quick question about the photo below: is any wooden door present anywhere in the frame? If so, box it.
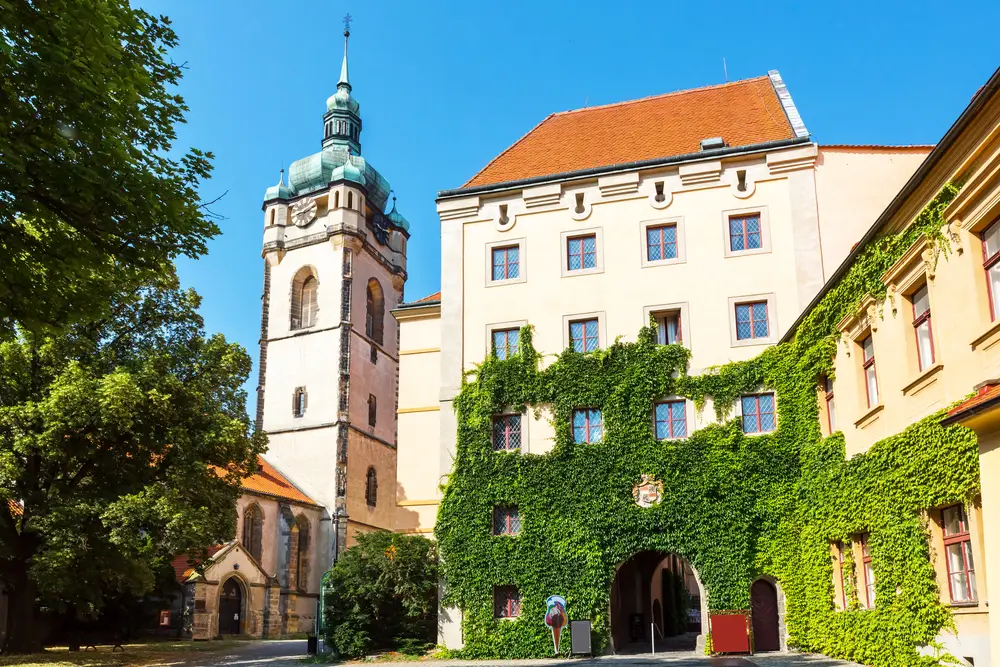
[218,579,243,635]
[750,579,779,652]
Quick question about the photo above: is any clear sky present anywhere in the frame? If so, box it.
[141,0,999,407]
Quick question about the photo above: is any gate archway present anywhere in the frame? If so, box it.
[609,551,706,653]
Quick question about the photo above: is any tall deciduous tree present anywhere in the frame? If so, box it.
[0,0,219,333]
[0,275,267,653]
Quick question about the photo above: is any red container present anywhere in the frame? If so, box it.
[709,611,751,654]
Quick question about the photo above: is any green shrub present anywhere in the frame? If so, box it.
[322,532,438,659]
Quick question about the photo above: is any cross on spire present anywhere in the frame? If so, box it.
[343,13,352,37]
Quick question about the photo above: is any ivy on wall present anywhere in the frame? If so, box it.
[435,185,980,665]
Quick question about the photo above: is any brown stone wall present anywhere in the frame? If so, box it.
[345,428,397,534]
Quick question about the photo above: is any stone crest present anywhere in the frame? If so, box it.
[632,474,664,508]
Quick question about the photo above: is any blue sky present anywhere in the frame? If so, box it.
[143,0,999,408]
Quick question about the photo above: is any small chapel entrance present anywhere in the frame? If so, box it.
[218,578,244,636]
[750,579,780,652]
[610,551,703,653]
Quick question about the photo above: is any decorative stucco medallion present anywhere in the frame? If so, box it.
[291,198,318,227]
[632,474,664,508]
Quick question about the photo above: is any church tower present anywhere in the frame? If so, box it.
[255,23,410,567]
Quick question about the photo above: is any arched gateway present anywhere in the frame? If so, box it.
[217,577,245,636]
[610,551,706,653]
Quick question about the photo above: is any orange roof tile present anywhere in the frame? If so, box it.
[171,545,224,583]
[241,456,317,506]
[415,292,441,303]
[463,75,797,188]
[7,499,21,517]
[947,384,1000,421]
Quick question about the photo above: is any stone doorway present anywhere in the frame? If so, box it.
[218,577,244,636]
[750,576,786,652]
[609,551,704,654]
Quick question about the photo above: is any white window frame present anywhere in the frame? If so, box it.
[639,216,687,268]
[728,293,778,347]
[723,205,772,258]
[560,227,605,278]
[485,238,527,287]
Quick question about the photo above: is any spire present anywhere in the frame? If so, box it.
[338,14,352,90]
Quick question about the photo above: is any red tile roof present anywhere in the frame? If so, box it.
[947,384,1000,421]
[7,499,21,517]
[241,457,317,506]
[463,75,796,188]
[171,544,224,583]
[415,292,441,303]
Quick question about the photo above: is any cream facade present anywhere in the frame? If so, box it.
[807,70,1000,667]
[397,72,932,649]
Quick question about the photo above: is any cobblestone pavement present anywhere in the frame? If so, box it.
[171,640,862,667]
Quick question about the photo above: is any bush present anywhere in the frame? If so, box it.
[323,532,438,659]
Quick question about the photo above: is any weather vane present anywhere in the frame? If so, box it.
[343,13,352,35]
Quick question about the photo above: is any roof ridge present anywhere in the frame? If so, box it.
[552,75,772,117]
[462,113,557,188]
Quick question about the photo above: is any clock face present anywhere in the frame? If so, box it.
[291,198,318,227]
[374,217,389,245]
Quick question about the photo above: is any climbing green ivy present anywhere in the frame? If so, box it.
[436,184,979,665]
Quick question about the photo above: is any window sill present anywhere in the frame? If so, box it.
[731,337,776,348]
[724,247,772,259]
[902,363,944,397]
[854,403,884,429]
[486,277,526,288]
[641,257,687,269]
[971,317,1000,352]
[561,267,604,278]
[948,602,983,614]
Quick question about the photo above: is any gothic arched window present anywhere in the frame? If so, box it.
[290,267,319,330]
[295,515,310,592]
[241,503,264,563]
[365,279,385,344]
[365,467,378,507]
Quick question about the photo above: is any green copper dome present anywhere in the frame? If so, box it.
[327,87,360,115]
[263,170,293,201]
[386,198,410,232]
[287,149,342,195]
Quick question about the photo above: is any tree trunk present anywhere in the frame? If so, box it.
[2,564,40,654]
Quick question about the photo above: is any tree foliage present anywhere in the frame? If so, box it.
[323,532,438,659]
[435,186,979,665]
[0,0,219,333]
[0,274,266,652]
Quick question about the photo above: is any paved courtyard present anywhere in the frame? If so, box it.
[171,640,861,667]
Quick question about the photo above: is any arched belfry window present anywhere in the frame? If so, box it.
[291,267,319,330]
[365,279,385,344]
[242,503,264,563]
[334,191,340,209]
[365,467,378,507]
[347,191,354,210]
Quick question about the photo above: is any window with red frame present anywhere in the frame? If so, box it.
[654,310,682,345]
[572,408,603,443]
[824,377,837,433]
[982,219,1000,320]
[861,336,879,407]
[492,328,519,360]
[491,245,520,281]
[735,301,769,340]
[654,400,687,439]
[492,414,522,451]
[860,533,875,608]
[912,286,934,371]
[567,234,597,271]
[646,224,678,261]
[740,393,775,434]
[493,586,521,618]
[569,318,599,352]
[493,506,521,536]
[729,213,762,252]
[942,504,977,603]
[833,541,847,610]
